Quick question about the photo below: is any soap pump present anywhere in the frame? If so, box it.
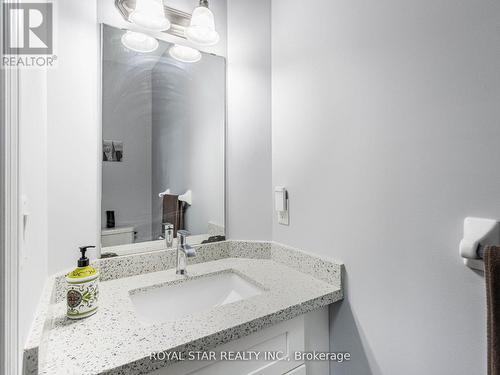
[65,246,99,320]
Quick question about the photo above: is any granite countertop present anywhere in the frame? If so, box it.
[30,241,344,375]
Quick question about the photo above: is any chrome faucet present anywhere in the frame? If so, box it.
[176,230,196,275]
[162,223,174,248]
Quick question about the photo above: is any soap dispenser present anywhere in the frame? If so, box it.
[66,246,99,320]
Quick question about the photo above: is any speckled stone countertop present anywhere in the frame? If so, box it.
[30,241,343,375]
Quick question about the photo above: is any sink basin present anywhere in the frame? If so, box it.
[130,272,265,324]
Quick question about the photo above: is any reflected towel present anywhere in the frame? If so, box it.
[485,246,500,375]
[162,194,186,238]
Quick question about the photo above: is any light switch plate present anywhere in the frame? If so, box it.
[274,186,289,225]
[274,186,287,212]
[278,210,289,226]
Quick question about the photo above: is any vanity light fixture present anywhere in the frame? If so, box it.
[129,0,171,32]
[185,0,220,46]
[121,31,159,53]
[169,44,202,63]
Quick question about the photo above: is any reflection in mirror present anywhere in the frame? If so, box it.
[100,24,225,258]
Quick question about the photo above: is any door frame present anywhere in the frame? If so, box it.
[1,0,21,374]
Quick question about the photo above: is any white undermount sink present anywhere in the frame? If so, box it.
[130,272,265,324]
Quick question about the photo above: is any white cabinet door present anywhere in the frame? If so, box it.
[304,307,329,375]
[149,306,329,375]
[150,315,305,375]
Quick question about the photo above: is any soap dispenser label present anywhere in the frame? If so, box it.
[67,290,83,309]
[66,276,99,320]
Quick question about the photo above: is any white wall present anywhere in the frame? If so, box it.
[47,0,99,273]
[226,0,272,240]
[272,0,500,374]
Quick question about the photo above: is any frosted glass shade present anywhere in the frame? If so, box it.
[129,0,170,32]
[121,31,159,53]
[169,45,202,63]
[185,6,220,46]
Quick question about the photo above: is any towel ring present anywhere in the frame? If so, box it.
[460,217,500,272]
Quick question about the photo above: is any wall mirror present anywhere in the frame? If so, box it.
[100,24,225,258]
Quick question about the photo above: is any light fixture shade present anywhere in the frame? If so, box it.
[185,6,220,46]
[169,45,202,63]
[129,0,170,32]
[121,31,159,53]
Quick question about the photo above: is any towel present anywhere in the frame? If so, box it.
[485,246,500,375]
[162,194,186,238]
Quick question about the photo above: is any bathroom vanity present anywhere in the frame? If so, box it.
[22,22,343,375]
[24,241,343,375]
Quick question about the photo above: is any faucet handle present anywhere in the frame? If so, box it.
[177,230,191,238]
[185,246,196,258]
[177,230,196,258]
